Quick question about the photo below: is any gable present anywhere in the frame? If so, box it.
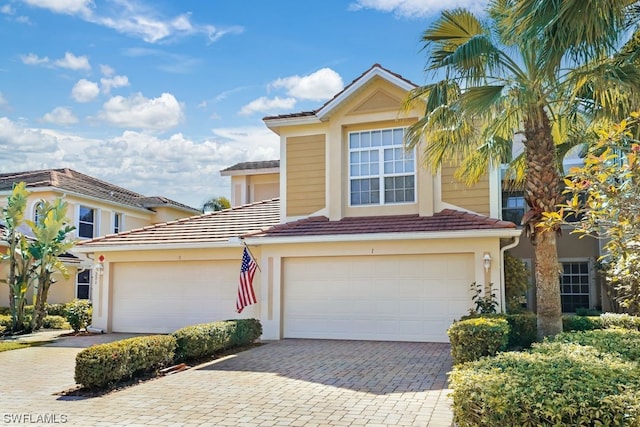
[347,88,404,116]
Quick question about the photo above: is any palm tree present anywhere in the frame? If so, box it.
[404,1,640,338]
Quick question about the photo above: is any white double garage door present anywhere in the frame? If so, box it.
[111,253,474,342]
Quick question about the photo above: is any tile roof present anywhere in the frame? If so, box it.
[263,64,418,121]
[221,160,280,172]
[254,209,517,238]
[77,198,281,248]
[0,168,199,213]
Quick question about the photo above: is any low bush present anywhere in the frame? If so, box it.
[0,307,10,316]
[172,319,262,362]
[450,341,640,426]
[46,303,66,317]
[75,335,176,389]
[562,315,603,331]
[42,315,69,330]
[447,317,509,365]
[548,328,640,362]
[0,314,10,334]
[601,312,640,331]
[64,299,92,332]
[461,313,536,350]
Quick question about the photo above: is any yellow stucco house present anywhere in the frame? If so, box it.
[75,64,523,343]
[0,168,200,306]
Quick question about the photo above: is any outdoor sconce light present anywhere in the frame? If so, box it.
[483,252,492,272]
[95,255,105,276]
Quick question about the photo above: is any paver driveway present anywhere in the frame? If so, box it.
[0,336,454,426]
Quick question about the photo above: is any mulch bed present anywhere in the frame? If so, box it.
[55,343,263,398]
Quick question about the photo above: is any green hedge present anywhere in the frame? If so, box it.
[448,317,509,365]
[0,314,10,334]
[75,335,176,389]
[549,328,640,362]
[450,340,640,426]
[42,315,69,330]
[172,319,262,362]
[462,313,537,349]
[562,315,603,331]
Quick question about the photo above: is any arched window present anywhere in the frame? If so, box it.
[33,201,45,225]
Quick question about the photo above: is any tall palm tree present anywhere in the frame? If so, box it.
[404,1,640,338]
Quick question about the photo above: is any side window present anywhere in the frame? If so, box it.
[501,191,525,224]
[78,206,95,239]
[33,201,45,225]
[113,213,122,234]
[76,270,91,300]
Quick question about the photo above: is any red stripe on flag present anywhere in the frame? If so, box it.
[236,247,257,313]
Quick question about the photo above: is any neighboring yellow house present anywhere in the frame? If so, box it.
[0,168,200,306]
[76,64,521,342]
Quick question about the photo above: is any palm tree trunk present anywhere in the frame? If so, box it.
[523,108,563,338]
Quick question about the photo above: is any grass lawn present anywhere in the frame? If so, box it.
[0,341,50,352]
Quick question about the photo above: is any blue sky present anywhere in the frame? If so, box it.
[0,0,487,209]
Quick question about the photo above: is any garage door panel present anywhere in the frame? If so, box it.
[283,254,474,342]
[111,260,256,333]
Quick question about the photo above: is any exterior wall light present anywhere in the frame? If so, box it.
[483,252,492,272]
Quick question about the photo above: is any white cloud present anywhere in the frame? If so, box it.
[100,64,115,76]
[71,79,100,102]
[1,4,15,14]
[42,107,78,125]
[100,75,129,94]
[269,68,344,101]
[0,116,279,208]
[54,52,91,71]
[97,92,184,131]
[22,0,243,44]
[20,53,49,65]
[239,96,297,116]
[349,0,488,17]
[22,0,93,16]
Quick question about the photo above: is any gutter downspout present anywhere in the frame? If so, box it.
[500,235,521,313]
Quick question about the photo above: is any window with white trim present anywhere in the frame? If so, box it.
[33,201,45,225]
[349,127,415,205]
[560,261,591,312]
[76,269,91,300]
[78,206,95,239]
[113,213,122,234]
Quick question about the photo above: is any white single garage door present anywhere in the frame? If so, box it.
[283,254,474,342]
[111,260,256,333]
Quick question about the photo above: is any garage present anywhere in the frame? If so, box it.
[283,253,474,342]
[110,260,254,333]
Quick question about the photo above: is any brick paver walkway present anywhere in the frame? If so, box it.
[0,337,453,426]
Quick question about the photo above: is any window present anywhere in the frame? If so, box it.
[113,213,122,234]
[78,206,95,239]
[33,201,45,225]
[501,191,526,225]
[560,261,591,313]
[76,270,91,300]
[349,128,415,205]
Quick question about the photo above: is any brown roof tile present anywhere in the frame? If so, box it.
[256,209,516,238]
[221,160,280,172]
[77,198,281,247]
[0,168,199,213]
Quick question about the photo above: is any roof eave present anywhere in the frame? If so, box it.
[245,228,523,245]
[220,167,280,177]
[72,240,245,253]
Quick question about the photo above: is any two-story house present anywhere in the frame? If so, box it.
[76,64,521,342]
[0,168,200,305]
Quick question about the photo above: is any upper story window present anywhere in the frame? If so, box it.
[78,206,95,239]
[349,128,415,206]
[33,201,45,225]
[113,213,122,234]
[501,190,525,225]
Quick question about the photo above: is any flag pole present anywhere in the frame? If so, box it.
[241,239,261,272]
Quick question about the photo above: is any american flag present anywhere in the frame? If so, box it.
[236,246,258,313]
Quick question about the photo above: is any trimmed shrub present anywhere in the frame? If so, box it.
[46,303,66,317]
[0,314,11,334]
[450,341,640,426]
[172,319,262,362]
[562,315,603,331]
[64,299,92,332]
[461,313,537,350]
[42,315,69,330]
[448,317,509,365]
[75,335,176,389]
[601,312,640,331]
[0,307,10,316]
[548,328,640,362]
